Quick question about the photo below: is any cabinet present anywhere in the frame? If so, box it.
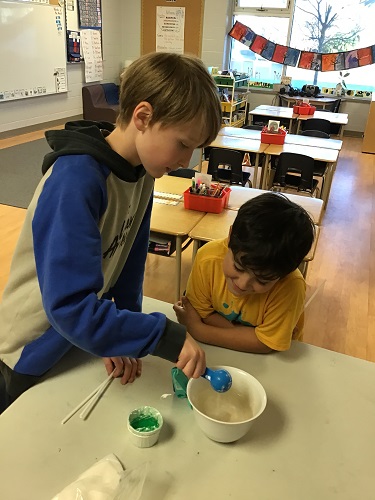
[362,93,375,153]
[214,73,250,128]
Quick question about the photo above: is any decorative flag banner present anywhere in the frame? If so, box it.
[358,47,372,66]
[229,21,375,71]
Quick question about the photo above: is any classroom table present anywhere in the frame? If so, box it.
[263,143,339,207]
[279,94,339,109]
[150,201,204,301]
[227,186,324,225]
[154,175,192,195]
[248,105,298,132]
[1,296,374,500]
[218,126,343,150]
[284,133,342,150]
[296,110,349,137]
[188,210,320,278]
[208,135,268,188]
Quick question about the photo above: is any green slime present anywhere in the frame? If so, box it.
[131,414,159,432]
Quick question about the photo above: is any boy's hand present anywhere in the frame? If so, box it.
[173,296,201,330]
[102,357,142,385]
[176,332,206,379]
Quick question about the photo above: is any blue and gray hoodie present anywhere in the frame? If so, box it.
[0,121,186,376]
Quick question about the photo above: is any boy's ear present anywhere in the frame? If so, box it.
[133,101,153,131]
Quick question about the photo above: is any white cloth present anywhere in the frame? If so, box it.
[52,454,148,500]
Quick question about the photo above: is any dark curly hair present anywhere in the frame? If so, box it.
[228,193,315,280]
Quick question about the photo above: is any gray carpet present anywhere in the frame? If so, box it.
[0,139,51,208]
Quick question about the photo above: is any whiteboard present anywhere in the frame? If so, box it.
[0,0,68,102]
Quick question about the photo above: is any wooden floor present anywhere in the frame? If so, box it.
[1,130,375,362]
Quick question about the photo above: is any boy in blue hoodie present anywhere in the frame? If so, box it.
[0,52,222,413]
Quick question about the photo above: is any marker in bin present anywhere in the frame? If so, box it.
[190,178,227,197]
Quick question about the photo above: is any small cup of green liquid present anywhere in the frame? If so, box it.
[127,406,163,448]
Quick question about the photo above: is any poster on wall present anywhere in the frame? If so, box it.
[81,29,103,82]
[156,6,185,54]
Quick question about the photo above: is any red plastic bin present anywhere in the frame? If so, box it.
[261,127,287,145]
[183,186,231,214]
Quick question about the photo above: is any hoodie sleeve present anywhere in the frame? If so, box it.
[32,156,186,362]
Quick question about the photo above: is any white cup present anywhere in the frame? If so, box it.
[127,406,163,448]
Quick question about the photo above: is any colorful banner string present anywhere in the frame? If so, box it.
[229,21,375,71]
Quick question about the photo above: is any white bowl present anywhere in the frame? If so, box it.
[187,366,267,443]
[127,406,163,448]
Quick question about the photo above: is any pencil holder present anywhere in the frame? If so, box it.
[260,127,287,145]
[183,186,231,214]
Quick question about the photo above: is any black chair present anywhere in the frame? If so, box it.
[207,148,249,186]
[242,124,263,131]
[301,130,330,190]
[168,168,196,178]
[301,118,331,135]
[319,99,342,134]
[271,152,319,196]
[301,130,330,139]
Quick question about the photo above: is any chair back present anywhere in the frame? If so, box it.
[168,168,196,178]
[302,118,331,135]
[243,124,263,130]
[301,130,330,139]
[207,148,245,185]
[273,152,317,193]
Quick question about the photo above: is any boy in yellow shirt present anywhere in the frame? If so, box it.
[174,193,315,353]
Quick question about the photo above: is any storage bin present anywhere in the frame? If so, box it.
[183,186,231,214]
[293,104,316,115]
[260,127,287,145]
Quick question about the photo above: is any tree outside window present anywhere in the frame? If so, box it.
[229,0,375,92]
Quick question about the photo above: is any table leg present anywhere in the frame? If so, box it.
[260,154,271,189]
[253,153,260,188]
[296,120,301,134]
[192,239,200,261]
[298,261,308,278]
[175,236,182,301]
[320,162,335,209]
[198,148,203,172]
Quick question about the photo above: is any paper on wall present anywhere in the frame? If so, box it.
[81,29,103,82]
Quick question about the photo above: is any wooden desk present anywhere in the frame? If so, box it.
[218,126,261,140]
[154,175,192,195]
[218,127,342,151]
[151,202,204,301]
[189,211,320,277]
[263,143,339,207]
[208,135,268,188]
[227,186,324,225]
[279,94,339,109]
[1,295,374,500]
[249,105,298,132]
[284,134,342,150]
[296,110,348,137]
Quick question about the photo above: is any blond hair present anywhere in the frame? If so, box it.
[118,52,222,146]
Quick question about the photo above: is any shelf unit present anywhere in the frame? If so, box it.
[214,74,250,128]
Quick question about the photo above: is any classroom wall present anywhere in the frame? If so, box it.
[0,0,369,134]
[0,0,126,133]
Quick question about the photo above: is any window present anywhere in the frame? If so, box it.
[288,0,375,92]
[230,14,290,83]
[235,0,290,11]
[229,0,375,92]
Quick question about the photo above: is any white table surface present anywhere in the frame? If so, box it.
[0,296,374,500]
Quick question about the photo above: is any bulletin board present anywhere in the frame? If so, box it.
[141,0,204,57]
[0,0,67,102]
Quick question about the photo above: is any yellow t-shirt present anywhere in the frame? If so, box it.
[186,238,306,351]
